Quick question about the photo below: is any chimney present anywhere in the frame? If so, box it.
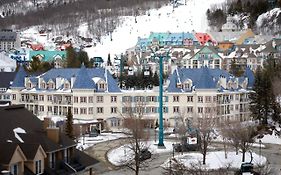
[43,117,51,130]
[71,75,76,88]
[55,76,62,89]
[47,127,60,144]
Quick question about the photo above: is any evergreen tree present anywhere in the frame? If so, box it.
[29,56,42,72]
[66,46,79,68]
[107,53,112,66]
[230,59,244,77]
[152,72,159,86]
[78,50,92,68]
[65,108,75,139]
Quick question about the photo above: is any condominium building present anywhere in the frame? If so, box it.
[0,29,20,51]
[10,65,254,130]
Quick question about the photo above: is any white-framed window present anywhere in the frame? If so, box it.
[111,107,117,113]
[88,96,93,103]
[47,95,52,101]
[173,96,179,102]
[39,105,44,112]
[97,107,103,113]
[80,97,87,103]
[135,96,144,102]
[111,96,117,102]
[48,82,54,89]
[147,96,157,102]
[173,106,179,113]
[205,96,211,103]
[64,83,70,89]
[74,96,78,103]
[74,108,78,114]
[35,160,42,174]
[47,106,52,112]
[99,83,106,90]
[80,108,87,114]
[26,82,32,89]
[39,95,44,101]
[187,106,193,113]
[88,107,93,114]
[198,107,203,113]
[12,94,16,100]
[198,96,203,103]
[41,83,46,89]
[187,96,193,102]
[97,96,103,103]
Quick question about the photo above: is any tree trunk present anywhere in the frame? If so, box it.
[203,152,206,165]
[235,146,238,155]
[242,150,246,162]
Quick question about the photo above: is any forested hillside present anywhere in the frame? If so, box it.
[207,0,281,33]
[0,0,168,39]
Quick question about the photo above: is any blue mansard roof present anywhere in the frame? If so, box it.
[11,66,28,88]
[167,67,254,92]
[41,66,121,92]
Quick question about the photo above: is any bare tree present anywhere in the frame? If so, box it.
[223,121,256,162]
[119,100,150,175]
[196,106,217,165]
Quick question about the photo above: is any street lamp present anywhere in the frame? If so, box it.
[150,48,171,147]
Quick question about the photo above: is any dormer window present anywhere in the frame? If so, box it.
[26,82,32,89]
[176,83,182,89]
[48,82,54,89]
[41,82,46,89]
[64,83,70,89]
[184,83,190,90]
[99,83,106,90]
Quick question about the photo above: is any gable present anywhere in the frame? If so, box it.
[192,47,222,60]
[9,146,27,165]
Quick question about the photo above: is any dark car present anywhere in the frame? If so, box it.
[89,129,99,137]
[174,143,199,152]
[139,149,152,161]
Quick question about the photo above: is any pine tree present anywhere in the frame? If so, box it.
[29,56,42,72]
[230,59,244,77]
[78,51,91,68]
[65,108,75,139]
[66,46,79,68]
[107,53,112,66]
[152,72,159,86]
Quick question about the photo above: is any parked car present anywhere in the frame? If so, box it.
[89,129,99,137]
[174,143,200,152]
[139,149,152,161]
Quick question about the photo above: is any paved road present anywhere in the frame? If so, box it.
[84,138,281,175]
[252,143,281,175]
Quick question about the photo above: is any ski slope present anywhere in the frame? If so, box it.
[84,0,225,59]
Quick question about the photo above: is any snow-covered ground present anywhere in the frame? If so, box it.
[107,140,176,166]
[162,151,267,170]
[255,130,281,145]
[76,132,127,150]
[84,0,225,59]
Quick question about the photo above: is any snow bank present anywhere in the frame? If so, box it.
[162,151,266,170]
[107,140,177,166]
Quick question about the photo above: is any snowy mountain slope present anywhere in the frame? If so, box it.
[84,0,225,59]
[256,8,281,34]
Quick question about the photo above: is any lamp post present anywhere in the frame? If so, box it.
[150,48,171,147]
